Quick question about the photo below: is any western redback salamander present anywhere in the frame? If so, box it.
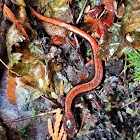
[30,6,103,137]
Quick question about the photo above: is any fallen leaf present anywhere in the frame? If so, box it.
[50,35,66,45]
[6,75,17,105]
[84,17,99,31]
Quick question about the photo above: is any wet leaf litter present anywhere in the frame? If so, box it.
[0,0,140,139]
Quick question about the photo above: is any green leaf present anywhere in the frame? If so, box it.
[100,22,124,59]
[87,48,91,56]
[31,108,36,120]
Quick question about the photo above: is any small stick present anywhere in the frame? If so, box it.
[41,95,59,107]
[69,0,87,37]
[3,109,59,123]
[60,80,64,95]
[78,112,86,134]
[76,0,88,24]
[132,48,140,57]
[121,98,137,108]
[0,58,20,76]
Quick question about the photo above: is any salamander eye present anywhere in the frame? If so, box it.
[67,120,72,129]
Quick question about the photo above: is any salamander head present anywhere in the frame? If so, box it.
[63,113,78,137]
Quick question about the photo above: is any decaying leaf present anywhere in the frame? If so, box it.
[6,25,26,57]
[87,6,103,19]
[99,22,132,59]
[38,0,71,23]
[37,0,71,37]
[43,22,69,38]
[15,79,44,110]
[9,53,22,67]
[12,63,30,77]
[50,35,66,45]
[38,0,69,21]
[100,0,140,59]
[122,0,140,33]
[84,17,99,31]
[21,61,54,92]
[4,4,30,41]
[99,23,121,59]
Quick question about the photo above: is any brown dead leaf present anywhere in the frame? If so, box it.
[84,17,99,31]
[6,75,17,105]
[50,35,66,45]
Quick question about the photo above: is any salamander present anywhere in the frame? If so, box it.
[29,6,103,137]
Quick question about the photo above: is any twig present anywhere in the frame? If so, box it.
[3,109,59,123]
[0,58,20,77]
[117,111,123,123]
[74,34,80,49]
[78,113,86,134]
[121,98,137,108]
[132,48,140,57]
[76,0,88,24]
[124,54,127,77]
[98,8,106,18]
[120,54,127,77]
[85,59,93,67]
[60,80,64,95]
[41,95,59,107]
[69,0,87,37]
